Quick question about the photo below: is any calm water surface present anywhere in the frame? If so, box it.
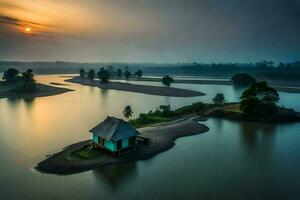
[0,75,299,199]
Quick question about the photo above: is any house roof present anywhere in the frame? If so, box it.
[89,116,139,142]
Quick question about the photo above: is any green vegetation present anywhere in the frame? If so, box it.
[212,93,225,105]
[97,67,110,83]
[79,68,86,79]
[87,69,95,81]
[123,105,133,119]
[117,68,123,77]
[2,68,37,93]
[71,146,101,159]
[129,102,212,128]
[240,81,280,117]
[2,68,20,82]
[231,73,256,86]
[162,75,174,86]
[129,109,171,128]
[124,70,131,79]
[135,70,143,78]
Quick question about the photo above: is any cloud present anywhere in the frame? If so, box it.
[0,0,299,62]
[0,15,49,28]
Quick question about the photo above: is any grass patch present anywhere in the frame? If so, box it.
[71,147,101,159]
[129,102,214,128]
[222,104,242,113]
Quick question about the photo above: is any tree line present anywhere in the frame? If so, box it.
[2,68,37,93]
[79,67,175,86]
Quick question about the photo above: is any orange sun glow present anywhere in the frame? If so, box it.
[24,27,32,33]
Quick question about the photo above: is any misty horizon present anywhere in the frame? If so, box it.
[1,0,299,63]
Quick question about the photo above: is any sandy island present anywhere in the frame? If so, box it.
[0,83,73,99]
[111,77,300,94]
[36,116,209,175]
[65,77,205,97]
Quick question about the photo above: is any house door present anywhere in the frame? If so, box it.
[117,140,122,150]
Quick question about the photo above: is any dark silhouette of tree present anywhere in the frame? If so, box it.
[21,69,35,82]
[123,105,133,119]
[116,68,123,77]
[213,93,225,105]
[87,69,95,81]
[159,105,173,117]
[240,81,280,117]
[97,67,110,83]
[2,68,36,93]
[124,70,131,79]
[79,68,86,79]
[2,68,20,82]
[19,70,37,93]
[135,70,143,78]
[162,75,174,86]
[231,73,256,86]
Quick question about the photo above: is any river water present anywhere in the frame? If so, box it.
[0,75,299,199]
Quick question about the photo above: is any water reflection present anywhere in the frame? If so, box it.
[93,163,138,190]
[6,97,35,111]
[238,122,277,152]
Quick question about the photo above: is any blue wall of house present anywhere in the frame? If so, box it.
[104,140,117,152]
[93,135,134,152]
[122,138,129,149]
[93,132,99,144]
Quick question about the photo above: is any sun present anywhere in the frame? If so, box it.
[24,27,32,33]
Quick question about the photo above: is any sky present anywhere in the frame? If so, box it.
[0,0,299,63]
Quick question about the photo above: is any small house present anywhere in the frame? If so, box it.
[90,116,139,156]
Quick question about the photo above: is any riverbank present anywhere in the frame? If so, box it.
[36,116,209,175]
[62,75,300,93]
[66,77,204,97]
[111,77,300,93]
[0,82,73,99]
[209,104,300,123]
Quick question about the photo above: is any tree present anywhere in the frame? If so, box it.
[159,105,173,117]
[135,70,143,78]
[124,70,131,79]
[123,105,133,119]
[231,73,256,86]
[213,93,225,105]
[21,69,35,82]
[240,81,280,117]
[162,75,174,86]
[97,68,110,83]
[116,68,123,78]
[20,71,37,93]
[87,69,95,81]
[2,68,20,82]
[10,69,37,93]
[79,68,86,79]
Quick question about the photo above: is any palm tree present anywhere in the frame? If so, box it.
[123,105,133,119]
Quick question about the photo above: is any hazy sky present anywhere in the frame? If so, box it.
[0,0,299,63]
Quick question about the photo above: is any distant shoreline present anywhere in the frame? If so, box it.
[66,77,205,97]
[35,116,209,175]
[0,82,73,99]
[63,75,300,94]
[116,77,300,93]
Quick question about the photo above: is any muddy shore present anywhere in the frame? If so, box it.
[65,77,205,97]
[0,83,73,99]
[36,116,209,175]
